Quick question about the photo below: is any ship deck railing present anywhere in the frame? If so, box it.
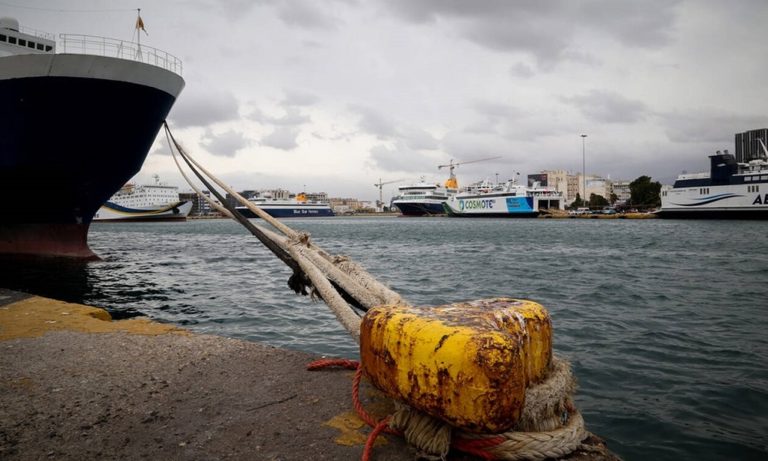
[59,34,182,75]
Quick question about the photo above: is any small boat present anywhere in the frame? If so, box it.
[94,177,192,221]
[443,178,565,217]
[236,191,334,218]
[391,178,453,216]
[658,138,768,219]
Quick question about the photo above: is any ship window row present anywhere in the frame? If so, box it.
[699,188,710,194]
[748,185,760,193]
[745,175,768,182]
[0,34,53,51]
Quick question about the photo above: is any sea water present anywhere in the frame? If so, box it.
[2,217,767,460]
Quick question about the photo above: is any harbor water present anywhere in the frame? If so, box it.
[2,217,767,460]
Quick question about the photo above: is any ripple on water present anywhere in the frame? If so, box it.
[2,217,767,461]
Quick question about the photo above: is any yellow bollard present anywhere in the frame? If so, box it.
[360,298,552,433]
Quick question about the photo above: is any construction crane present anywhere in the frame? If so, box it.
[374,178,405,212]
[438,156,501,190]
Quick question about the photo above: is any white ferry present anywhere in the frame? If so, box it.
[0,16,184,256]
[391,178,454,216]
[235,191,334,218]
[658,139,768,219]
[443,178,565,217]
[94,176,192,221]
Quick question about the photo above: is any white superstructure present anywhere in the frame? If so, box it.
[94,176,192,221]
[659,140,768,219]
[391,178,453,216]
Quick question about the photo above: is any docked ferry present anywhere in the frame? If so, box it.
[236,192,335,218]
[0,17,184,257]
[391,178,453,216]
[94,177,192,222]
[658,142,768,219]
[443,178,565,217]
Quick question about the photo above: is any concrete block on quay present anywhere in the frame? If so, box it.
[0,289,619,460]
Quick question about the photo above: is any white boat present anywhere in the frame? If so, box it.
[94,176,192,221]
[658,139,768,219]
[443,177,565,217]
[391,178,454,216]
[235,191,334,218]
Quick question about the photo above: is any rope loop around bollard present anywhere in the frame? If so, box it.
[308,356,587,461]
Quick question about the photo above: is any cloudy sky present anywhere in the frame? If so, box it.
[6,0,767,200]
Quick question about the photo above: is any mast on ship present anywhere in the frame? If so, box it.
[437,156,501,190]
[135,9,147,60]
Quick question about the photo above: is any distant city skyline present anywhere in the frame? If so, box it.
[7,0,767,201]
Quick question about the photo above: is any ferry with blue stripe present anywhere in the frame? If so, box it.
[658,137,768,219]
[235,192,334,218]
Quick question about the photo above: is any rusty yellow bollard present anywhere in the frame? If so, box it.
[360,297,552,433]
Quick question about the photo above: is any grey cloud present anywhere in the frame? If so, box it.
[350,105,439,149]
[509,62,535,78]
[561,90,648,124]
[275,0,340,29]
[661,112,767,144]
[350,105,397,139]
[262,126,300,150]
[282,89,320,107]
[581,0,680,48]
[473,101,522,120]
[380,0,680,66]
[202,129,249,157]
[250,107,310,126]
[369,142,439,173]
[170,89,239,128]
[400,127,440,151]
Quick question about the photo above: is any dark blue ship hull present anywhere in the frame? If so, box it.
[394,202,446,216]
[236,205,335,218]
[0,54,183,257]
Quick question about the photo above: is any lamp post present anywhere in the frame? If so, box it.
[581,134,587,207]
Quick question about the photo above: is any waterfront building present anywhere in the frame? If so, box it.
[328,197,366,212]
[735,128,768,163]
[611,180,631,205]
[179,190,212,216]
[534,170,570,201]
[586,177,612,202]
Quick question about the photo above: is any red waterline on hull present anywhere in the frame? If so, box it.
[0,223,98,259]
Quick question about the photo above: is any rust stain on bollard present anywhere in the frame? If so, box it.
[360,297,552,433]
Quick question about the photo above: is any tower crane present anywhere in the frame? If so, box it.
[374,178,405,212]
[438,156,501,190]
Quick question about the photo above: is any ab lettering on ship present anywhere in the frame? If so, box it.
[752,194,768,205]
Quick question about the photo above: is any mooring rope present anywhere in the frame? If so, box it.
[308,357,587,461]
[164,122,406,338]
[165,121,587,460]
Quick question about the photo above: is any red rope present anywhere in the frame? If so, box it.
[307,358,507,459]
[308,358,403,460]
[306,358,359,370]
[362,416,391,461]
[452,435,505,459]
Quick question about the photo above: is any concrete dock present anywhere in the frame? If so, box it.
[0,289,618,460]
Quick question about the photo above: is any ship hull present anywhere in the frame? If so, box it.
[443,196,541,218]
[656,208,768,219]
[94,201,192,222]
[659,185,768,219]
[0,54,184,257]
[393,201,446,216]
[236,205,335,218]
